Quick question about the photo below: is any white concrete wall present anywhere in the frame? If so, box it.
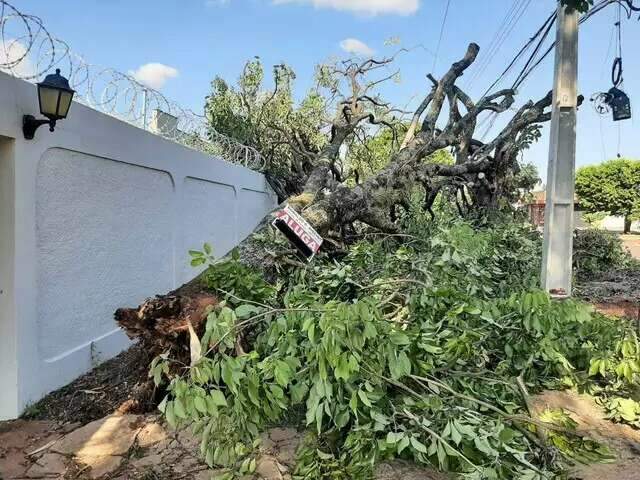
[0,72,277,419]
[599,215,640,233]
[575,211,640,232]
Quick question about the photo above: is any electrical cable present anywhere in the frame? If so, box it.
[466,0,531,88]
[471,0,635,140]
[465,0,522,86]
[511,13,557,90]
[600,8,617,80]
[479,10,556,99]
[489,0,632,96]
[612,2,623,87]
[432,0,451,72]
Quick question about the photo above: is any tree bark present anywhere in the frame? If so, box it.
[624,215,632,234]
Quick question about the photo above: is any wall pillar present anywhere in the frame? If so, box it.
[0,135,17,420]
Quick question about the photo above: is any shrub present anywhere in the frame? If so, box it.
[573,229,636,280]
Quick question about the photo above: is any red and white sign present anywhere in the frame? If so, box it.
[272,205,323,260]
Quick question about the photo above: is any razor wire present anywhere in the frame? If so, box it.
[0,0,264,171]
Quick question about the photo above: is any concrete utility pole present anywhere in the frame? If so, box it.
[541,3,579,297]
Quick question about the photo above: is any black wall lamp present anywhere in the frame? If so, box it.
[23,69,75,140]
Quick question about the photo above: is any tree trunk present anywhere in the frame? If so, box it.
[624,215,632,234]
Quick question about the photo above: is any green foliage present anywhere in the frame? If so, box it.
[576,159,640,232]
[604,398,640,427]
[346,128,405,181]
[205,59,328,196]
[537,409,613,464]
[573,229,636,280]
[347,129,454,182]
[155,217,639,479]
[508,162,540,203]
[189,246,275,305]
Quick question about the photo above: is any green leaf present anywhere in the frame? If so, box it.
[291,382,308,405]
[397,435,410,454]
[203,243,212,255]
[157,395,168,414]
[397,351,411,378]
[210,389,228,407]
[165,401,177,428]
[174,398,187,419]
[235,304,260,318]
[449,422,462,445]
[588,359,601,377]
[410,436,428,454]
[390,332,411,346]
[334,355,351,381]
[315,402,324,434]
[191,257,206,267]
[358,390,373,408]
[205,447,214,467]
[194,396,208,414]
[386,432,400,444]
[274,360,293,387]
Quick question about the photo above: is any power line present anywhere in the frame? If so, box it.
[467,0,532,89]
[491,0,626,95]
[479,10,556,99]
[600,8,617,80]
[432,0,451,72]
[466,0,524,87]
[511,12,557,90]
[465,0,522,87]
[476,0,630,140]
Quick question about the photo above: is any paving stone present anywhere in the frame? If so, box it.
[24,452,67,478]
[0,449,30,479]
[52,414,141,457]
[0,420,60,480]
[259,432,275,452]
[131,452,164,469]
[176,427,200,451]
[82,455,123,479]
[173,455,202,474]
[255,455,283,480]
[0,421,57,450]
[194,469,227,480]
[273,439,299,467]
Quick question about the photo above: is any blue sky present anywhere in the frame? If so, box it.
[14,0,640,179]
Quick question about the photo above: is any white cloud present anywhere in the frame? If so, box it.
[129,63,179,90]
[0,39,37,78]
[273,0,419,16]
[340,38,375,56]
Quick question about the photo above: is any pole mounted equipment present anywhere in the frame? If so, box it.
[590,4,632,122]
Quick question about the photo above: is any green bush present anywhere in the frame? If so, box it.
[152,216,639,479]
[573,229,636,280]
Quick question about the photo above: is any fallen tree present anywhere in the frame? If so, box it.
[116,42,558,344]
[111,3,640,473]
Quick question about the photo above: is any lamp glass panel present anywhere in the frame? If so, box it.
[38,86,61,117]
[57,91,73,118]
